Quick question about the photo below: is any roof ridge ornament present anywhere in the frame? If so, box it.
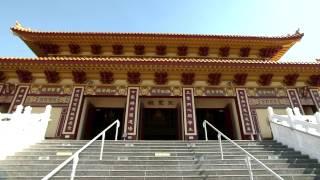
[13,21,32,31]
[14,21,23,29]
[295,28,302,35]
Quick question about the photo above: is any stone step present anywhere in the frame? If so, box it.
[2,168,320,176]
[1,163,320,171]
[1,140,318,180]
[39,140,278,143]
[22,146,289,152]
[3,174,320,180]
[30,143,287,147]
[13,150,299,156]
[0,158,317,165]
[3,154,310,161]
[34,142,282,147]
[5,152,306,160]
[30,141,283,147]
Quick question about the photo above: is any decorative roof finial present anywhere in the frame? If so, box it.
[13,21,33,31]
[295,28,301,35]
[15,21,23,29]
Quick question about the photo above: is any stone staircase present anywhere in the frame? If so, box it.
[0,140,319,180]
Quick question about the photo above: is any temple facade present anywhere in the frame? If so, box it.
[0,22,319,141]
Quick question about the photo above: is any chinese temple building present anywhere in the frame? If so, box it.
[0,22,320,141]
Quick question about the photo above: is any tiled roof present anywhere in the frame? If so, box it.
[0,57,319,73]
[11,23,303,41]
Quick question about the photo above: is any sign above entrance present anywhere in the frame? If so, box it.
[150,87,172,96]
[139,86,181,96]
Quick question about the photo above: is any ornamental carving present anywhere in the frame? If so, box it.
[177,46,188,56]
[72,70,87,84]
[156,45,166,55]
[283,73,299,86]
[91,44,102,55]
[44,70,60,83]
[219,47,230,57]
[233,73,247,86]
[134,45,145,55]
[259,47,282,58]
[0,71,6,82]
[207,73,221,85]
[112,45,123,55]
[38,43,59,54]
[127,72,141,84]
[258,73,273,86]
[240,47,250,57]
[16,70,33,83]
[2,83,16,95]
[198,47,209,56]
[154,72,168,85]
[69,44,81,54]
[100,71,114,84]
[307,75,320,86]
[181,73,195,85]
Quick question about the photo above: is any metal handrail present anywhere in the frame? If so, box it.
[202,120,283,180]
[42,119,120,180]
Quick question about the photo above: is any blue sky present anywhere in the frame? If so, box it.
[0,0,319,61]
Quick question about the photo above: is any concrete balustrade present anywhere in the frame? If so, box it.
[268,106,320,162]
[0,105,52,159]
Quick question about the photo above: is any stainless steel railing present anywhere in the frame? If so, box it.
[202,120,283,180]
[42,119,120,180]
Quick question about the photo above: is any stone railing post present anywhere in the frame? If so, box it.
[267,106,274,122]
[293,107,303,117]
[315,112,320,125]
[286,107,295,128]
[12,104,24,122]
[42,105,52,122]
[39,105,52,140]
[293,107,309,131]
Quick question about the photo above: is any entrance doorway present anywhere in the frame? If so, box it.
[83,106,124,140]
[196,107,234,140]
[140,108,179,140]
